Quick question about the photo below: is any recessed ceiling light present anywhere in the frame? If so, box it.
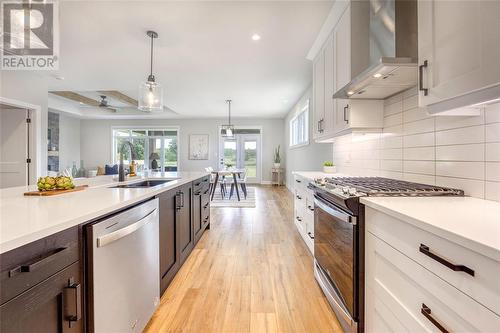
[251,34,261,41]
[373,73,382,78]
[347,91,355,95]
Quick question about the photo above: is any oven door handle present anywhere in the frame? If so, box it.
[314,197,355,225]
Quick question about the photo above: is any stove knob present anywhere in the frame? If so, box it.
[348,187,357,196]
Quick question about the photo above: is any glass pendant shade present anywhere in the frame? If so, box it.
[221,124,235,137]
[138,80,163,112]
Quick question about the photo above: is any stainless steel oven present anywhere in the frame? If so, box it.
[314,194,363,333]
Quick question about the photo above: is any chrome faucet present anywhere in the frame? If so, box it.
[119,141,137,182]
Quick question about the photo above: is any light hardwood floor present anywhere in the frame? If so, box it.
[144,185,342,333]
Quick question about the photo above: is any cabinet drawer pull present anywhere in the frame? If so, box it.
[419,60,429,96]
[296,216,302,222]
[194,191,201,196]
[307,232,314,239]
[203,202,209,209]
[64,278,82,325]
[296,195,302,200]
[9,247,67,277]
[419,244,474,276]
[203,188,210,195]
[295,179,301,183]
[307,205,314,211]
[343,105,349,124]
[421,303,449,333]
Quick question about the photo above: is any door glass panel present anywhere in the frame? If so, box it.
[243,140,257,178]
[223,140,237,169]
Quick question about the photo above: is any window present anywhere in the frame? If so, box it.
[112,128,178,172]
[289,100,309,147]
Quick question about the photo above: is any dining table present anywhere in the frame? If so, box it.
[210,169,245,201]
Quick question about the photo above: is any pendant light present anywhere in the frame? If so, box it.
[221,99,235,137]
[138,30,164,112]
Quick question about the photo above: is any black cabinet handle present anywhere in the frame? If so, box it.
[296,195,302,200]
[175,192,182,210]
[64,278,82,326]
[419,60,429,96]
[419,244,474,276]
[203,188,210,195]
[296,216,302,222]
[9,247,67,277]
[307,205,314,211]
[343,105,349,124]
[421,303,449,333]
[194,182,201,186]
[307,232,314,239]
[296,179,301,183]
[203,202,209,209]
[194,191,201,196]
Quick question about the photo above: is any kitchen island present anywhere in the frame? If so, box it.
[0,171,211,333]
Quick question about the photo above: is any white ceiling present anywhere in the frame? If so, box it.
[48,1,333,118]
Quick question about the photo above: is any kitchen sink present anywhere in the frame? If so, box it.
[110,180,174,188]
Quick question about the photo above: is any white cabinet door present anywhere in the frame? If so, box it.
[313,51,325,140]
[418,0,500,108]
[323,33,335,137]
[333,5,351,134]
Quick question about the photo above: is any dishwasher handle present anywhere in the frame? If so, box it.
[97,208,157,247]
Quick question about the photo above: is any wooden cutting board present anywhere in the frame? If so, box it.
[24,185,88,196]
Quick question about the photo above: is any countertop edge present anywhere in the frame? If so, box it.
[360,197,500,262]
[0,173,209,254]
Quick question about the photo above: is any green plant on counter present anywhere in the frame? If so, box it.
[274,145,281,163]
[323,161,334,167]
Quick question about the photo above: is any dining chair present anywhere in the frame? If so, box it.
[229,170,247,199]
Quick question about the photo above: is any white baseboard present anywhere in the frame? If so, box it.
[260,180,272,185]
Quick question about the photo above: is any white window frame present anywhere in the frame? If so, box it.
[289,100,309,148]
[111,126,180,171]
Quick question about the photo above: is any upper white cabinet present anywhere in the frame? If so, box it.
[311,1,382,141]
[418,0,500,113]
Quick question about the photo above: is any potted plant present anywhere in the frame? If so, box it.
[274,145,281,168]
[323,161,336,174]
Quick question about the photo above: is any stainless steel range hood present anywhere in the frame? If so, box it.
[333,0,418,100]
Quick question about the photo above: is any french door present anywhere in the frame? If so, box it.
[219,133,261,183]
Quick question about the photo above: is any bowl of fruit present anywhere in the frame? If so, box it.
[37,176,75,191]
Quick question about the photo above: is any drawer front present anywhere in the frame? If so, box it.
[0,226,80,305]
[193,176,210,193]
[366,232,500,332]
[366,207,500,315]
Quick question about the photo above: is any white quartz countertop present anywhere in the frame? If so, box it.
[0,171,209,254]
[292,171,343,181]
[361,196,500,261]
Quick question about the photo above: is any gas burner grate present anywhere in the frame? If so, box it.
[325,177,464,197]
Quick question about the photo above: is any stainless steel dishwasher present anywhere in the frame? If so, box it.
[87,198,160,333]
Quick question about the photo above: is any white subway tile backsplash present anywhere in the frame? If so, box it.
[384,113,403,128]
[404,160,435,175]
[435,161,484,180]
[384,100,403,116]
[486,143,500,161]
[332,90,500,202]
[485,181,500,201]
[404,147,435,161]
[486,162,500,182]
[436,144,485,162]
[485,102,500,124]
[402,94,418,111]
[403,118,434,136]
[486,123,500,142]
[403,173,435,185]
[435,125,484,146]
[380,160,403,172]
[403,132,435,148]
[380,148,403,160]
[435,111,484,131]
[436,176,485,198]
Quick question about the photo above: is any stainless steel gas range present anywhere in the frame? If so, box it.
[310,177,464,333]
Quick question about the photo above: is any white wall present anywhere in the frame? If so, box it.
[283,87,332,189]
[80,118,284,182]
[332,87,500,202]
[58,112,81,171]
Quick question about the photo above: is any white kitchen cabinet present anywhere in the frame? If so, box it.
[365,207,500,332]
[418,0,500,113]
[333,99,384,135]
[293,174,314,254]
[312,48,325,140]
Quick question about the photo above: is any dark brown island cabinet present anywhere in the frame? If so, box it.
[159,175,211,295]
[0,226,83,333]
[0,175,211,332]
